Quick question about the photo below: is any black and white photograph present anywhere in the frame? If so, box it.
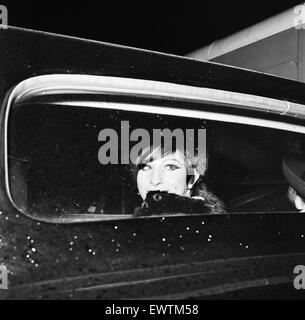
[1,0,305,302]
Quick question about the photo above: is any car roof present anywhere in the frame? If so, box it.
[1,26,305,106]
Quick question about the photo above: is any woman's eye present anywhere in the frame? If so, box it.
[164,164,180,171]
[139,164,151,171]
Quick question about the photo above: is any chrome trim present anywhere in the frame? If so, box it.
[4,74,305,223]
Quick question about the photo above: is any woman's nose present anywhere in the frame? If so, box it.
[150,168,163,186]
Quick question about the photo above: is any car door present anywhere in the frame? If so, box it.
[1,27,305,299]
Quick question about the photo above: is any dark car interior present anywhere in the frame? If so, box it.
[7,101,305,219]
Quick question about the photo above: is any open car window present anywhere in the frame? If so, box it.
[5,75,305,222]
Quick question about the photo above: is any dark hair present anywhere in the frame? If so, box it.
[191,177,226,213]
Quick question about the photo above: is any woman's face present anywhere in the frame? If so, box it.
[137,151,188,200]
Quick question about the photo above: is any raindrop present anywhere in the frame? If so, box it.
[186,227,190,231]
[180,246,185,251]
[31,248,37,253]
[201,221,205,225]
[133,233,137,237]
[162,238,166,242]
[114,226,118,230]
[195,230,199,234]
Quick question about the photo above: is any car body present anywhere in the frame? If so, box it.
[0,26,305,299]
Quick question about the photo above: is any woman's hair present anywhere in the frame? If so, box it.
[130,142,226,213]
[131,142,207,183]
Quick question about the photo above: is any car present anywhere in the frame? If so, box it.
[0,26,305,300]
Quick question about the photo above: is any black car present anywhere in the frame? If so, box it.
[0,26,305,299]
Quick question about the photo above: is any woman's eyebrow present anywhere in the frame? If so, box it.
[162,158,183,165]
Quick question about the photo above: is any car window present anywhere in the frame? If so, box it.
[7,98,305,222]
[5,74,305,222]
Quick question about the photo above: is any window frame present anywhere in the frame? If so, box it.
[4,74,305,223]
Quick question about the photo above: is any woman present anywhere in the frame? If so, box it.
[132,143,226,216]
